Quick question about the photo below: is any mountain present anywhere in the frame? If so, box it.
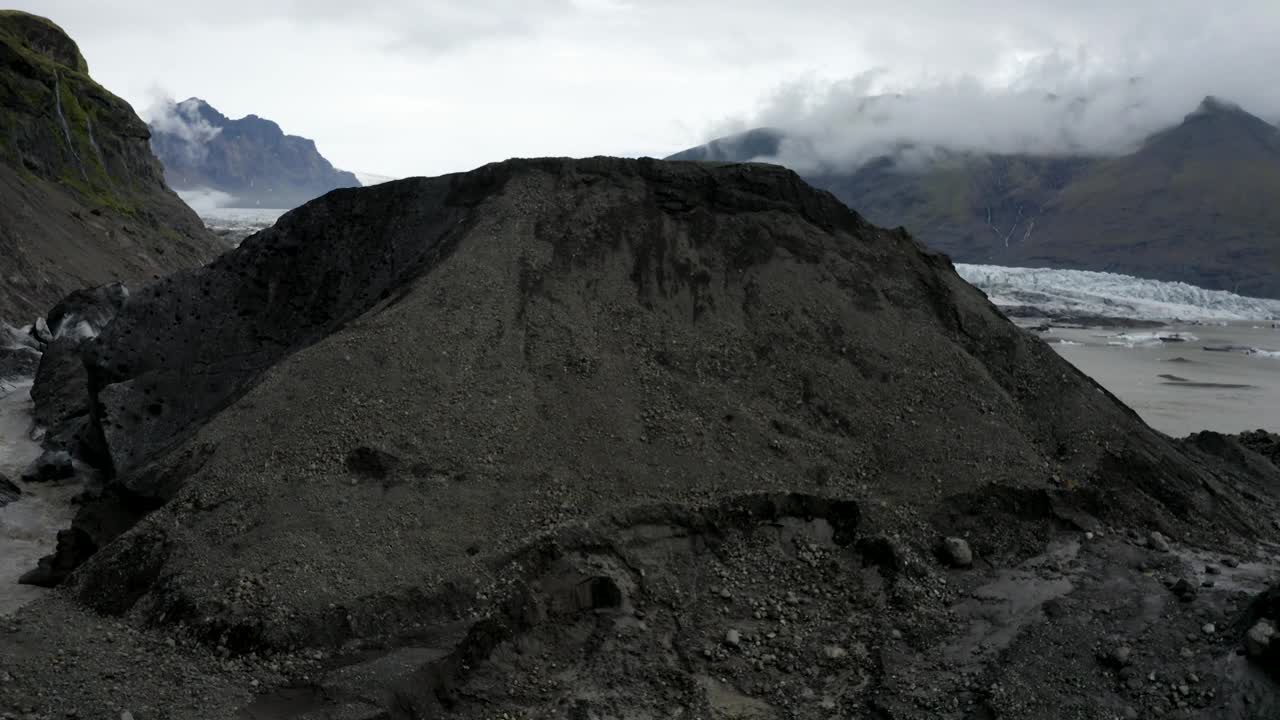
[669,98,1280,299]
[150,97,360,208]
[0,11,223,324]
[5,158,1279,716]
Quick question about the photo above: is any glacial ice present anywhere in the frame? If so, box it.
[957,264,1280,322]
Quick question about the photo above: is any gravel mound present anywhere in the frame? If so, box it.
[5,157,1279,718]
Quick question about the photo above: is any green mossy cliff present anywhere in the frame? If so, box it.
[0,11,224,323]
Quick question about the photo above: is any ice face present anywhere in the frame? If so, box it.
[956,264,1280,322]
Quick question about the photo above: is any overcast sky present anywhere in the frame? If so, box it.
[13,1,1280,178]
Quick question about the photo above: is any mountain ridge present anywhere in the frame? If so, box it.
[669,97,1280,298]
[150,96,359,208]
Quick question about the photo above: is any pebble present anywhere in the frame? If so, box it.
[724,629,741,647]
[1202,623,1216,635]
[1148,532,1171,552]
[822,645,847,660]
[1171,578,1197,602]
[1245,619,1276,657]
[1110,645,1133,667]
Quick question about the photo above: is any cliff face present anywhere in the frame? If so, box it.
[150,97,360,208]
[0,11,224,324]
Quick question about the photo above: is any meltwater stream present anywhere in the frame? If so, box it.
[0,380,76,616]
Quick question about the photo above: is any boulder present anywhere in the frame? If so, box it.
[941,537,974,568]
[31,336,91,431]
[45,283,128,341]
[20,449,75,483]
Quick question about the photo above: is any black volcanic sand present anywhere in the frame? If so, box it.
[2,158,1280,719]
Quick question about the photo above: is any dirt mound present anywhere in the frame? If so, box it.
[6,157,1280,717]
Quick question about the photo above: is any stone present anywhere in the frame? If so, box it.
[20,450,75,483]
[822,645,847,661]
[724,629,741,647]
[1222,557,1241,569]
[1245,619,1275,658]
[1109,645,1134,667]
[1171,578,1197,602]
[941,537,974,568]
[32,317,52,345]
[1202,623,1216,635]
[1148,531,1171,552]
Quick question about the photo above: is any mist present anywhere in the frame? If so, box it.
[710,14,1280,173]
[144,91,221,163]
[175,188,235,213]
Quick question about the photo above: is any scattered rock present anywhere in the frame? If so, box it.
[822,645,847,661]
[1201,622,1216,635]
[1222,557,1241,569]
[1148,531,1171,552]
[724,629,741,647]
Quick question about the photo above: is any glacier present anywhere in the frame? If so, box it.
[956,264,1280,323]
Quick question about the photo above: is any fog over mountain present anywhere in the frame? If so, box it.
[715,18,1280,173]
[6,0,1278,176]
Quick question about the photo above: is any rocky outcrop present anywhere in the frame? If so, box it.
[7,157,1280,717]
[0,11,224,324]
[150,97,360,208]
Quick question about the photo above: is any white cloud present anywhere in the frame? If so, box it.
[7,1,1279,177]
